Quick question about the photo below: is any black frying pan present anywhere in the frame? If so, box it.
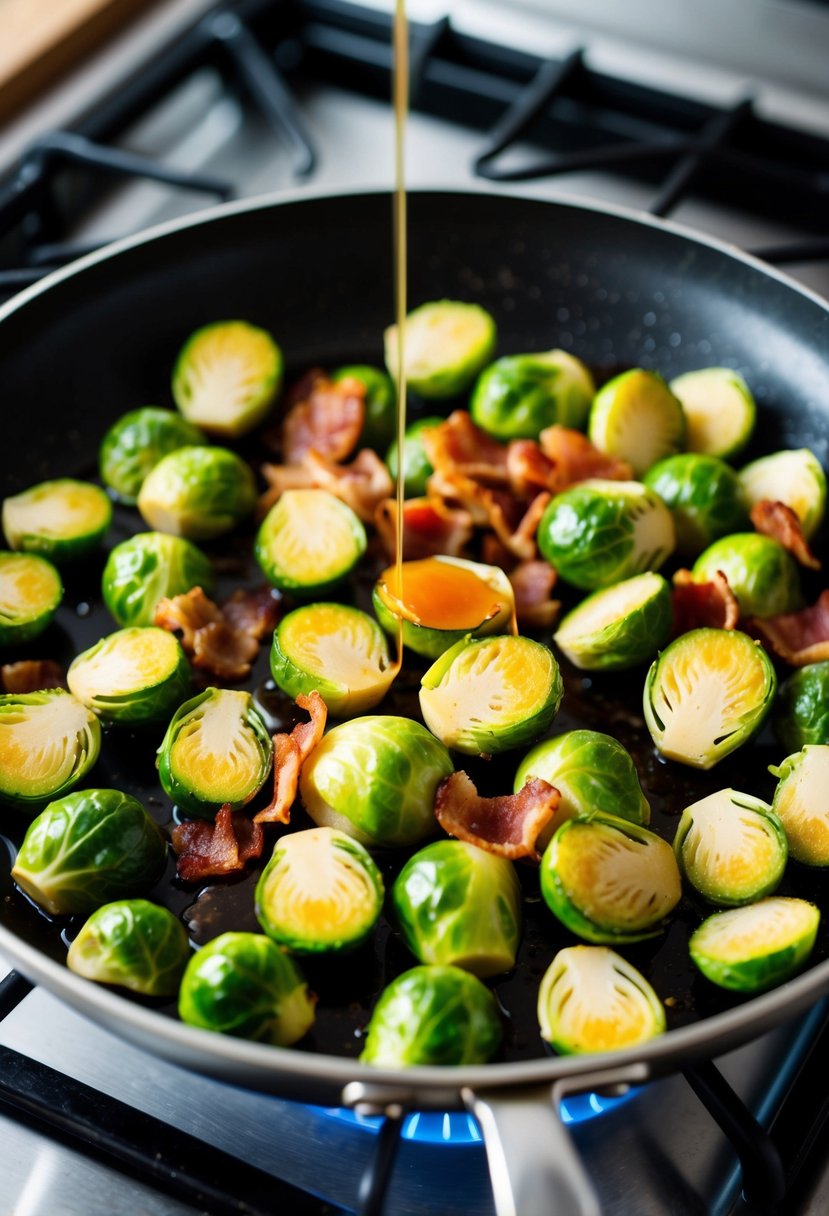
[1,190,828,1216]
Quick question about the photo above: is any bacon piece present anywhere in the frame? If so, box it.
[750,590,829,666]
[487,490,552,561]
[155,585,279,681]
[282,369,365,465]
[421,410,509,483]
[751,500,821,571]
[191,622,259,680]
[374,496,475,561]
[255,691,328,825]
[220,586,282,640]
[672,569,740,634]
[172,804,265,882]
[0,659,66,693]
[259,448,393,523]
[435,771,561,861]
[509,560,561,630]
[538,425,634,488]
[505,440,559,497]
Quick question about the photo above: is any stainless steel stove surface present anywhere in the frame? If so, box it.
[1,1,829,1213]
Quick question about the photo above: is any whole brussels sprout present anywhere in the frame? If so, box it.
[102,532,214,627]
[643,453,747,554]
[393,840,521,977]
[172,320,283,438]
[178,931,315,1045]
[11,789,167,916]
[775,662,829,753]
[470,349,594,441]
[670,367,755,460]
[2,478,112,564]
[0,551,62,647]
[553,571,672,671]
[537,480,675,591]
[332,364,396,453]
[0,688,101,807]
[770,745,829,866]
[738,448,826,540]
[588,369,685,478]
[384,300,497,399]
[300,715,453,849]
[137,445,256,540]
[691,533,801,619]
[99,407,205,505]
[67,900,190,996]
[689,898,820,993]
[386,416,443,498]
[673,789,787,906]
[256,489,366,596]
[360,965,502,1066]
[68,626,191,726]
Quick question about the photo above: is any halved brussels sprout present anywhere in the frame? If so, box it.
[102,532,214,628]
[157,687,273,818]
[553,572,672,671]
[643,453,747,555]
[172,320,283,438]
[373,555,514,660]
[271,603,393,717]
[360,965,502,1066]
[68,626,190,726]
[669,367,756,460]
[770,746,829,866]
[540,813,682,943]
[386,415,443,498]
[420,634,562,755]
[691,533,801,619]
[393,840,521,977]
[775,663,829,754]
[673,789,787,906]
[0,689,101,807]
[470,349,595,441]
[588,369,686,478]
[98,407,206,504]
[384,300,497,399]
[255,827,384,953]
[739,448,827,540]
[11,788,167,916]
[255,489,366,596]
[137,445,256,541]
[2,478,112,563]
[332,364,396,453]
[644,628,776,770]
[300,715,453,849]
[178,931,315,1045]
[538,946,665,1055]
[67,899,190,997]
[689,897,820,992]
[0,551,62,647]
[514,730,650,843]
[537,480,675,591]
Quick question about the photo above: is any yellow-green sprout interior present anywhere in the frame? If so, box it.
[171,690,265,799]
[4,480,110,540]
[680,790,784,899]
[0,554,61,621]
[69,628,181,699]
[672,368,753,456]
[693,898,820,964]
[774,748,829,864]
[556,573,662,643]
[177,322,279,430]
[739,449,825,535]
[280,606,392,699]
[0,693,96,795]
[539,946,664,1053]
[425,636,553,730]
[390,303,493,382]
[268,491,363,583]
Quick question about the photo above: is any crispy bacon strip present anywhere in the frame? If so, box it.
[505,440,559,497]
[487,489,552,561]
[750,590,829,666]
[0,659,66,693]
[172,804,265,882]
[421,410,509,483]
[281,369,365,465]
[155,585,279,681]
[672,569,740,634]
[254,691,328,825]
[220,585,282,639]
[538,425,634,488]
[259,448,393,523]
[435,771,560,861]
[374,495,475,561]
[508,560,561,630]
[751,499,821,570]
[191,622,259,680]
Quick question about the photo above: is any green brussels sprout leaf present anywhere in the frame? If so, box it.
[68,626,191,726]
[102,532,214,628]
[775,662,829,753]
[137,445,256,540]
[0,551,63,647]
[689,897,820,992]
[0,689,101,806]
[172,320,283,438]
[3,479,112,564]
[470,349,594,441]
[643,453,747,555]
[386,415,443,498]
[332,364,396,452]
[588,369,685,477]
[553,571,672,671]
[738,448,826,540]
[68,899,190,996]
[673,788,787,905]
[770,745,829,866]
[256,489,366,595]
[691,533,801,619]
[669,367,756,460]
[99,407,205,505]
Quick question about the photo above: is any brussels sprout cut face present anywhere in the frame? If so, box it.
[300,715,453,848]
[469,349,595,441]
[419,634,562,755]
[68,627,190,725]
[643,453,747,555]
[770,746,829,866]
[692,533,801,619]
[256,489,366,595]
[332,364,396,452]
[157,688,273,817]
[68,900,190,997]
[137,445,256,540]
[360,965,502,1066]
[98,407,205,504]
[537,480,675,591]
[172,320,283,438]
[393,840,521,977]
[271,603,393,717]
[373,555,514,659]
[11,789,167,916]
[538,946,665,1055]
[738,448,826,540]
[256,827,384,952]
[540,814,682,943]
[673,789,787,906]
[102,532,214,628]
[2,479,112,563]
[0,689,101,806]
[775,662,829,754]
[384,300,497,399]
[644,628,776,770]
[689,898,820,993]
[385,415,443,499]
[0,551,62,647]
[669,367,756,460]
[178,932,315,1045]
[588,369,686,478]
[553,572,672,671]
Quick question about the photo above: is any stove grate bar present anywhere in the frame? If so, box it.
[0,969,33,1020]
[749,237,829,265]
[647,97,754,218]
